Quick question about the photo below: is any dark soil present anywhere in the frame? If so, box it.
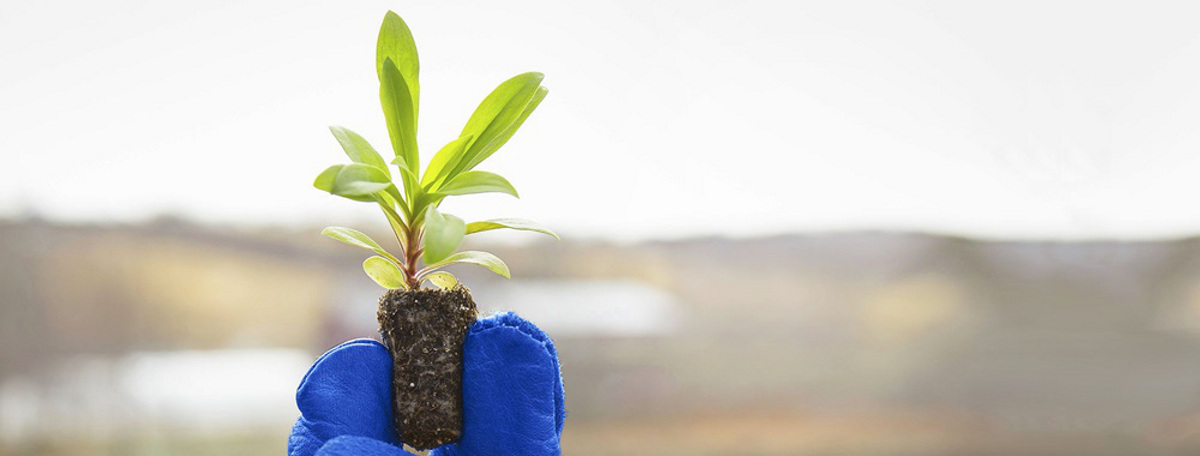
[376,285,478,450]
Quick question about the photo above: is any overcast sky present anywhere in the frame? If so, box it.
[5,1,1200,241]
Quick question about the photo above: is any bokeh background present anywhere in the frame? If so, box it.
[6,1,1200,455]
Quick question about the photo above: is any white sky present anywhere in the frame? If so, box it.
[5,1,1200,241]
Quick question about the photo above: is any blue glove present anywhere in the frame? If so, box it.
[288,312,566,456]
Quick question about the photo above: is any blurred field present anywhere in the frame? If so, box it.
[4,217,1200,455]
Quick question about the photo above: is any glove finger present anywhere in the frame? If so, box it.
[289,416,323,456]
[433,312,565,456]
[317,436,416,456]
[292,339,399,456]
[291,340,386,456]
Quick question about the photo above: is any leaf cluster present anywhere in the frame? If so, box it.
[315,11,555,290]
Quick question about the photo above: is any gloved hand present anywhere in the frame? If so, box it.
[288,312,566,456]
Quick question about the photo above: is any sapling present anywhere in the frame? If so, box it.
[313,11,556,450]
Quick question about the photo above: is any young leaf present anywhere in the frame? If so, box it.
[329,126,389,178]
[466,218,559,239]
[333,164,392,196]
[388,156,419,182]
[376,11,420,115]
[314,164,392,198]
[373,192,412,246]
[320,227,402,264]
[410,191,447,217]
[388,149,410,173]
[421,135,473,189]
[438,171,518,197]
[380,58,419,188]
[363,256,407,289]
[425,271,458,289]
[424,251,511,279]
[373,184,410,220]
[463,85,547,172]
[313,166,365,200]
[422,205,466,264]
[452,72,544,176]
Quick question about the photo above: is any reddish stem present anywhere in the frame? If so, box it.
[402,224,423,289]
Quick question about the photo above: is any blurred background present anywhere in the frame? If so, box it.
[6,1,1200,455]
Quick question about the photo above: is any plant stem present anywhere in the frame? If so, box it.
[402,223,423,288]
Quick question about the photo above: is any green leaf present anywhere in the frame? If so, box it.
[411,191,446,216]
[421,135,473,189]
[328,126,389,178]
[466,218,559,239]
[331,164,392,196]
[430,251,511,279]
[374,192,412,246]
[373,183,410,218]
[376,11,420,116]
[422,205,465,264]
[363,256,407,289]
[388,155,420,182]
[388,148,410,173]
[438,171,518,197]
[452,72,544,176]
[314,164,392,198]
[464,85,547,172]
[425,271,457,290]
[380,58,419,188]
[320,227,402,264]
[313,166,346,196]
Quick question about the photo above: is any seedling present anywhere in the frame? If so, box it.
[313,11,555,449]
